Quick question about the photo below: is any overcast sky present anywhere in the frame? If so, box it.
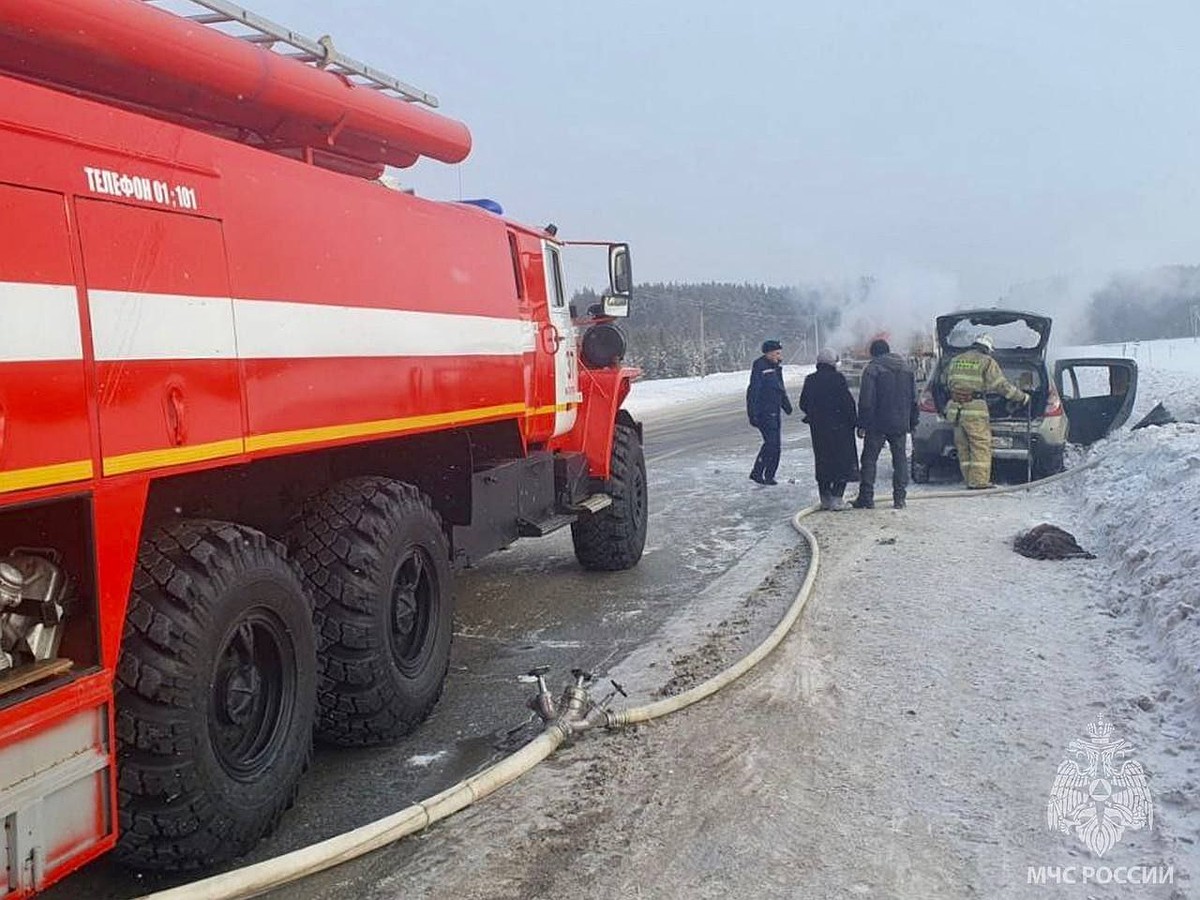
[246,1,1200,305]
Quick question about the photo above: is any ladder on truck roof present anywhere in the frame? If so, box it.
[141,0,439,108]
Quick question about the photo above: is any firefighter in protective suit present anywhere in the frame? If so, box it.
[942,334,1029,489]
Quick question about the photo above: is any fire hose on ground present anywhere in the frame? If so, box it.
[141,455,1101,900]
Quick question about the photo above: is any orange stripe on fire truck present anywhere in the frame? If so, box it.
[0,401,580,489]
[102,438,247,477]
[243,403,530,453]
[0,460,94,493]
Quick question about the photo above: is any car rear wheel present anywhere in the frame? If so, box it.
[910,459,931,484]
[1032,446,1065,479]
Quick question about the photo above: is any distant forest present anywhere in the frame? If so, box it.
[1087,266,1200,343]
[578,282,849,380]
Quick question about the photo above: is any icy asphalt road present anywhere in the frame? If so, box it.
[51,388,817,899]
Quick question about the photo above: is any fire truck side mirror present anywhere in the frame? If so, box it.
[604,243,632,317]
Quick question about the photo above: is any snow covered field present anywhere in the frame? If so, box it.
[1056,336,1200,377]
[623,366,810,419]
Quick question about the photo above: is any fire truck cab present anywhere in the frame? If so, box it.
[0,1,646,894]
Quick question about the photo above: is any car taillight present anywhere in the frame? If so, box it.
[918,390,937,413]
[1043,383,1063,417]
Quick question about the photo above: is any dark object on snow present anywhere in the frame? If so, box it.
[1131,402,1177,431]
[1013,524,1096,560]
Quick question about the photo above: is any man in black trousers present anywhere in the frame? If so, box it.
[747,339,793,485]
[851,338,918,509]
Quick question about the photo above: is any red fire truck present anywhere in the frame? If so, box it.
[0,1,645,893]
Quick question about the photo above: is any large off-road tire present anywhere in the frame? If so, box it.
[572,422,648,571]
[114,520,316,871]
[288,477,452,746]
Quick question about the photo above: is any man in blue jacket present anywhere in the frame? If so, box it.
[747,340,793,485]
[851,339,918,509]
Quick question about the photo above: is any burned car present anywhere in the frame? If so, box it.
[911,310,1138,483]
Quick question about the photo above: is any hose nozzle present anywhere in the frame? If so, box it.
[517,665,557,722]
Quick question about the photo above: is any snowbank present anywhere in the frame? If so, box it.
[1064,337,1200,700]
[1077,421,1200,696]
[624,366,810,418]
[1130,372,1200,425]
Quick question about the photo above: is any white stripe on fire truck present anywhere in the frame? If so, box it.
[85,289,536,361]
[0,282,83,362]
[231,298,536,359]
[88,291,238,361]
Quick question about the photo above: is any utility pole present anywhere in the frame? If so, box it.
[796,331,809,363]
[698,298,706,378]
[1192,304,1199,339]
[813,314,820,356]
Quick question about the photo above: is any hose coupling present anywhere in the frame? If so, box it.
[576,702,619,733]
[560,668,595,718]
[518,667,625,734]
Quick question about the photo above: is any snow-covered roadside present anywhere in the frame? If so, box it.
[1056,356,1200,727]
[1051,339,1200,712]
[623,366,810,419]
[1077,422,1200,698]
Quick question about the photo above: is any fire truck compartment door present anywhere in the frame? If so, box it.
[76,201,244,476]
[0,183,93,495]
[541,241,579,437]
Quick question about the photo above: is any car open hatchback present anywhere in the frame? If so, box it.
[911,309,1138,483]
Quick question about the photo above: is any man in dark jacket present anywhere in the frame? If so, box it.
[851,339,918,509]
[746,339,793,485]
[799,347,859,510]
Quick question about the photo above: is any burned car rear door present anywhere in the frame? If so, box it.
[1053,358,1138,445]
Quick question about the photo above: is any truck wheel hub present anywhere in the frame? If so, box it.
[389,549,434,670]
